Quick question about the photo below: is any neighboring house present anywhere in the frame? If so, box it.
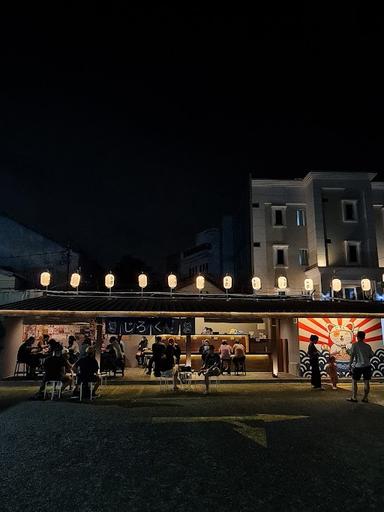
[0,213,80,289]
[177,275,225,294]
[168,215,241,283]
[0,267,42,305]
[251,172,384,297]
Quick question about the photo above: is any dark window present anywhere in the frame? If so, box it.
[344,202,357,221]
[253,242,260,247]
[253,202,260,208]
[326,238,332,244]
[348,244,359,263]
[322,197,328,203]
[275,210,283,226]
[277,249,285,265]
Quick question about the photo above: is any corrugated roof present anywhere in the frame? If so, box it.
[0,293,383,318]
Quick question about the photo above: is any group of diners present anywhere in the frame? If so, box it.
[137,335,247,394]
[16,334,127,399]
[199,339,246,375]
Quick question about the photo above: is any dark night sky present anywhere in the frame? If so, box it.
[1,7,384,271]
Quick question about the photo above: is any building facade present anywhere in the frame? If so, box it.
[251,172,384,297]
[0,213,80,290]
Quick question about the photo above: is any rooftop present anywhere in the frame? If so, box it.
[0,292,383,319]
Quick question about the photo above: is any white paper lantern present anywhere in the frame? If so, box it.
[70,272,81,289]
[168,273,177,290]
[304,278,314,291]
[223,275,233,290]
[277,276,287,290]
[138,273,148,289]
[40,271,51,287]
[196,275,205,291]
[105,272,115,289]
[251,276,262,291]
[331,278,342,292]
[361,278,371,292]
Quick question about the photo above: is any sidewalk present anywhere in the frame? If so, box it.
[3,368,383,387]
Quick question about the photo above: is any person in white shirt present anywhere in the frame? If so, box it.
[347,331,374,403]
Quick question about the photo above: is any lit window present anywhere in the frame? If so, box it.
[298,249,309,266]
[342,200,358,222]
[345,241,361,265]
[296,209,306,226]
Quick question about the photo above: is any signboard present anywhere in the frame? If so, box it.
[105,317,195,336]
[298,317,384,377]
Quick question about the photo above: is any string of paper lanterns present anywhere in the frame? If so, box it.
[39,270,376,297]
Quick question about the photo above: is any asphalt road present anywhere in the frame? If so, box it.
[0,382,383,512]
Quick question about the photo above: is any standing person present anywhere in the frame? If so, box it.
[218,340,232,374]
[347,330,374,403]
[232,340,246,373]
[199,339,211,363]
[167,338,181,365]
[198,345,221,394]
[146,336,166,376]
[308,335,323,390]
[79,337,91,358]
[327,355,338,390]
[136,336,148,366]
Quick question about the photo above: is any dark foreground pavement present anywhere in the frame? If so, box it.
[0,383,383,512]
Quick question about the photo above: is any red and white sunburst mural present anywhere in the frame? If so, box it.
[298,317,384,361]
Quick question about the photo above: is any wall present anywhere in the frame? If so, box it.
[279,318,300,375]
[0,214,80,288]
[0,317,24,378]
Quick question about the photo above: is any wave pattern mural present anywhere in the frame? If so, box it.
[298,317,384,378]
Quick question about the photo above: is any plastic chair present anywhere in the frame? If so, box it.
[79,382,96,401]
[44,381,63,400]
[14,361,27,377]
[179,370,193,390]
[159,373,174,391]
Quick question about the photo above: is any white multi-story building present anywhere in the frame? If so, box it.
[251,172,384,297]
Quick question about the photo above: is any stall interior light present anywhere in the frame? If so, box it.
[168,273,177,290]
[138,273,148,289]
[105,272,115,289]
[70,272,81,289]
[251,276,262,291]
[304,278,314,292]
[331,278,342,292]
[196,275,205,291]
[277,276,287,290]
[361,278,371,292]
[40,271,51,288]
[223,275,233,290]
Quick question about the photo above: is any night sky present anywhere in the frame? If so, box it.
[1,8,384,271]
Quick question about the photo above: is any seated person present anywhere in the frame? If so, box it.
[73,347,100,397]
[100,343,118,374]
[198,345,221,394]
[218,340,232,375]
[157,343,179,391]
[17,337,40,378]
[36,342,73,397]
[79,337,92,358]
[232,340,246,372]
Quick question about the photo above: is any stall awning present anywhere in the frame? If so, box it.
[0,293,383,319]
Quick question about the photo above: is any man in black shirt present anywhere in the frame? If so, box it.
[73,346,100,397]
[198,345,220,394]
[35,344,72,397]
[146,336,166,376]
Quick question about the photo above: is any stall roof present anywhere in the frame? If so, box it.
[0,293,383,319]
